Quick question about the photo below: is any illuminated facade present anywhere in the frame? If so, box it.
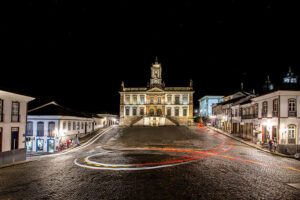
[27,102,94,153]
[119,58,194,126]
[0,89,34,166]
[251,91,300,154]
[199,96,223,117]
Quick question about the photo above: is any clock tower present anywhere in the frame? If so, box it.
[150,57,163,88]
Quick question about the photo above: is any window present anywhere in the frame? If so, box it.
[26,121,33,136]
[150,97,154,104]
[182,95,188,105]
[132,107,137,116]
[68,121,71,131]
[133,95,137,104]
[0,99,3,122]
[167,95,172,104]
[235,109,238,117]
[157,97,161,104]
[48,122,55,137]
[81,122,84,129]
[175,96,180,104]
[140,108,144,116]
[140,95,145,104]
[63,121,66,129]
[77,122,80,130]
[175,108,179,116]
[157,109,162,116]
[125,95,130,104]
[125,107,130,116]
[73,122,76,130]
[183,108,187,116]
[262,101,268,117]
[37,122,44,136]
[149,109,154,116]
[167,108,171,116]
[288,99,297,117]
[288,124,296,144]
[273,99,279,117]
[11,101,20,122]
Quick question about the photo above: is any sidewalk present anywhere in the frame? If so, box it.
[207,126,294,159]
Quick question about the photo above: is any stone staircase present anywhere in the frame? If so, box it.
[130,116,144,126]
[165,116,179,126]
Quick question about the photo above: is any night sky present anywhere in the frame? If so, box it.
[1,1,300,114]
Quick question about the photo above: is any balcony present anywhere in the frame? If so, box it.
[288,111,297,117]
[272,111,278,117]
[11,114,20,122]
[288,138,296,144]
[241,114,258,119]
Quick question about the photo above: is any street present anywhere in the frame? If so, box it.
[0,126,299,199]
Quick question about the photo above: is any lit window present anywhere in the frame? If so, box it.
[182,95,188,105]
[167,95,172,104]
[140,95,145,104]
[133,95,137,104]
[48,122,55,137]
[288,99,296,112]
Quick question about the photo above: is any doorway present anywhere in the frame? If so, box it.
[48,139,55,153]
[11,127,19,150]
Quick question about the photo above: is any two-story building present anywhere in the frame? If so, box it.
[0,89,34,165]
[119,58,194,126]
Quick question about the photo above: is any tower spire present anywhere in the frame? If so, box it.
[155,56,159,64]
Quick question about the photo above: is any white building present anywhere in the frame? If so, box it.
[251,90,300,154]
[96,114,119,127]
[119,58,194,126]
[199,96,223,117]
[0,89,34,165]
[27,102,94,153]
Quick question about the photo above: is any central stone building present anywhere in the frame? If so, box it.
[119,58,194,126]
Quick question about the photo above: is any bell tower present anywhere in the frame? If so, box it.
[150,57,163,88]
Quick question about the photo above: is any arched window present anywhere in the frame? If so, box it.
[157,109,162,116]
[37,122,44,136]
[48,122,55,137]
[149,109,154,116]
[287,124,296,144]
[26,121,33,136]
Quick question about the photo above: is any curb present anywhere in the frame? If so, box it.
[0,160,35,169]
[207,126,294,159]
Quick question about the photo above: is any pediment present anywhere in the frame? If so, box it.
[147,87,164,92]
